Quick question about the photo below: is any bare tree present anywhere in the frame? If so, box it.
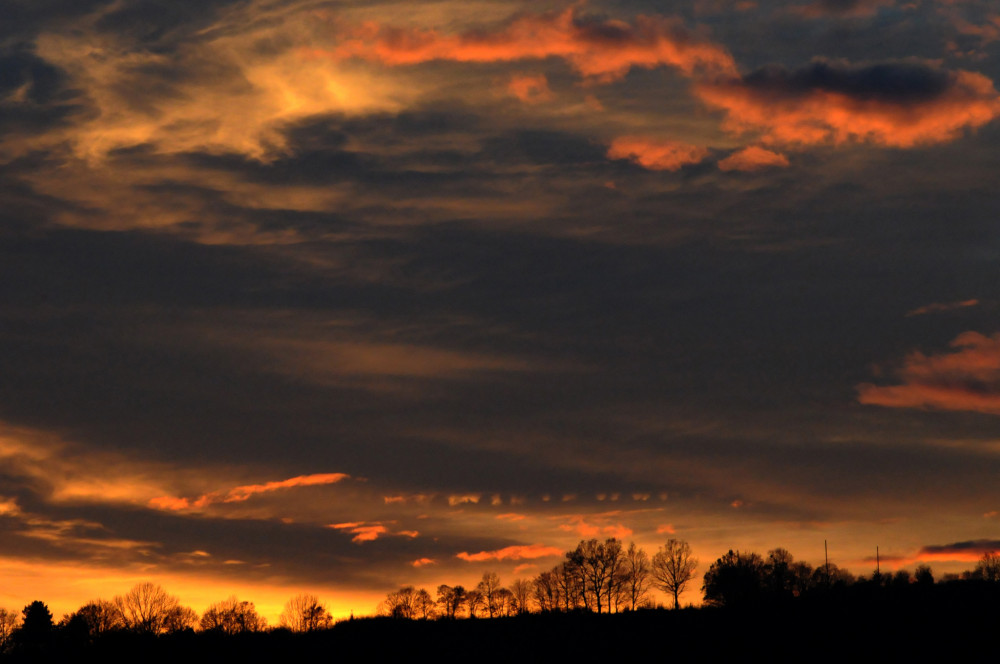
[378,586,416,619]
[280,594,332,632]
[509,579,533,615]
[652,539,699,609]
[465,589,485,618]
[976,551,1000,582]
[435,585,466,619]
[532,570,561,612]
[73,600,120,637]
[413,589,435,619]
[200,596,266,634]
[0,608,19,649]
[113,583,188,634]
[621,542,652,610]
[569,538,624,613]
[477,572,503,618]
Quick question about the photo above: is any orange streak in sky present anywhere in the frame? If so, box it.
[607,136,709,171]
[149,473,349,511]
[697,70,1000,147]
[456,544,563,562]
[317,7,737,82]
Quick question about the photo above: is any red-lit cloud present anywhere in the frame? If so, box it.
[557,514,634,539]
[322,7,737,82]
[857,331,1000,415]
[607,136,709,171]
[149,473,349,511]
[905,298,980,317]
[717,145,790,171]
[411,558,437,567]
[506,73,554,104]
[915,539,1000,563]
[456,544,563,562]
[697,59,1000,147]
[330,522,388,543]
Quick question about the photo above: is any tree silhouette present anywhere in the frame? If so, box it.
[113,582,191,635]
[652,539,699,609]
[0,608,19,649]
[975,551,1000,582]
[279,593,332,632]
[200,596,266,634]
[621,542,652,610]
[435,585,466,619]
[702,549,763,608]
[19,601,52,646]
[72,600,119,637]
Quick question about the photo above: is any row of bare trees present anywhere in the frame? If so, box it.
[378,538,699,619]
[0,583,336,649]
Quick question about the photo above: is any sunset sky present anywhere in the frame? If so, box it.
[2,0,1000,622]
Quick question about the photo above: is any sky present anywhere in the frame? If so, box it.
[2,0,1000,622]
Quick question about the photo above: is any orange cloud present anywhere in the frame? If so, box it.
[411,558,437,567]
[607,136,709,171]
[507,73,554,103]
[223,473,350,503]
[657,523,676,534]
[323,7,737,82]
[557,514,633,538]
[697,59,1000,147]
[913,539,1000,564]
[448,494,481,506]
[456,544,563,562]
[718,145,790,171]
[906,298,980,317]
[496,513,527,521]
[330,522,388,543]
[857,331,1000,415]
[149,472,349,511]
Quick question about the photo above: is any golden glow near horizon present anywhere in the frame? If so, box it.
[2,0,1000,624]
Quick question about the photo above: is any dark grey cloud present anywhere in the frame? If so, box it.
[737,59,958,103]
[919,540,1000,556]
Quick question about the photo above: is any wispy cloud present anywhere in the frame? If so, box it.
[858,331,1000,415]
[456,543,563,562]
[150,473,349,511]
[718,146,790,171]
[607,136,709,171]
[323,6,737,83]
[697,59,1000,147]
[906,299,980,317]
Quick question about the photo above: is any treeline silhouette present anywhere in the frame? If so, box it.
[3,539,1000,661]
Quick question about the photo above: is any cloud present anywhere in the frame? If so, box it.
[857,331,1000,415]
[411,557,437,567]
[717,145,790,171]
[330,522,388,543]
[557,514,634,538]
[916,539,1000,562]
[795,0,895,18]
[905,299,980,317]
[456,543,563,562]
[324,6,737,82]
[506,73,554,104]
[150,473,349,511]
[696,59,1000,147]
[607,136,709,171]
[448,494,481,506]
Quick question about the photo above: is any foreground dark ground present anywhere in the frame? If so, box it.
[6,580,1000,663]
